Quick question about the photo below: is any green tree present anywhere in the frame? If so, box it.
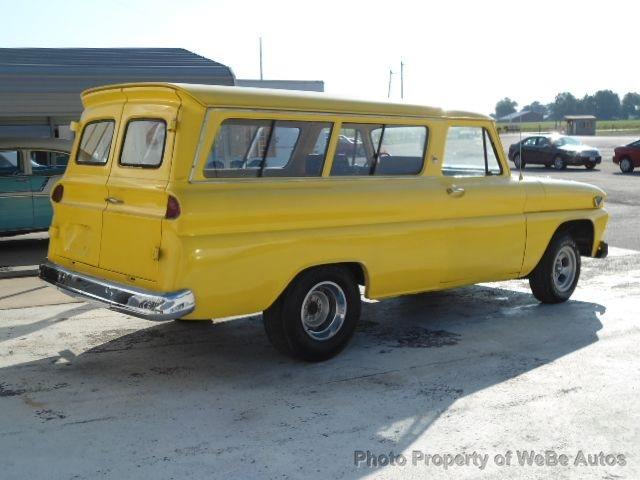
[578,94,596,115]
[495,98,518,119]
[622,92,640,119]
[593,90,621,120]
[522,101,547,116]
[550,92,578,120]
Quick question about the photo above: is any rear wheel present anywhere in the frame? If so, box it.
[620,157,634,173]
[529,233,581,304]
[585,162,596,170]
[263,265,361,361]
[513,153,525,169]
[553,155,566,170]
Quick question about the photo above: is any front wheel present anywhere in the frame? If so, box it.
[263,266,361,361]
[620,157,634,173]
[553,155,566,170]
[529,233,581,304]
[585,162,596,170]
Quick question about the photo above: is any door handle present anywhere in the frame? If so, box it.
[105,196,124,204]
[446,186,465,198]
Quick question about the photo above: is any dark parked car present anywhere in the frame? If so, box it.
[613,139,640,173]
[508,135,601,170]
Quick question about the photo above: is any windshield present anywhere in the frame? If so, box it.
[554,136,581,147]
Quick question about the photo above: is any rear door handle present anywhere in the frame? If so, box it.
[105,196,124,204]
[446,186,465,198]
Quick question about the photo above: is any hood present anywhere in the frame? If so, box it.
[557,143,599,154]
[533,177,606,212]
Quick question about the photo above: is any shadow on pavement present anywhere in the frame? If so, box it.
[0,233,48,268]
[0,284,604,479]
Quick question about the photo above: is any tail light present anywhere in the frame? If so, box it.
[165,195,181,219]
[51,184,64,203]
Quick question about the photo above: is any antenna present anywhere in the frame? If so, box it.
[518,111,523,181]
[387,69,394,98]
[259,37,264,80]
[400,60,404,99]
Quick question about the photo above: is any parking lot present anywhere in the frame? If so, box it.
[1,133,639,479]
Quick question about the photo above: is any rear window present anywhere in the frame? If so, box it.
[76,120,115,165]
[120,119,167,168]
[204,119,332,178]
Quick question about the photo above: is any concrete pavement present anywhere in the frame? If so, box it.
[1,250,639,479]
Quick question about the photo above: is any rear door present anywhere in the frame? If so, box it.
[52,109,120,266]
[98,92,179,281]
[0,149,32,233]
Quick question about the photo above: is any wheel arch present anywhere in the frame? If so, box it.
[553,219,594,256]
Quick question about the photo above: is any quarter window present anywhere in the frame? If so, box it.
[120,120,167,168]
[31,151,70,174]
[205,119,331,178]
[442,127,502,177]
[0,150,21,176]
[76,120,115,165]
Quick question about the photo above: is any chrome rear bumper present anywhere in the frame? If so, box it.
[39,262,195,321]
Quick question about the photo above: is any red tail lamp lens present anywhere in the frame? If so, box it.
[51,184,64,203]
[165,195,181,219]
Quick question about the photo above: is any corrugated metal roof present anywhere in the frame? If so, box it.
[0,48,235,124]
[236,79,324,92]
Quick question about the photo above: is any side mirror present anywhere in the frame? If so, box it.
[69,121,79,133]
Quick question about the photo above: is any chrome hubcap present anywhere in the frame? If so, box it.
[554,158,563,169]
[301,281,347,341]
[553,246,577,292]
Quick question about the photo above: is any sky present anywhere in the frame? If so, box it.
[2,0,638,115]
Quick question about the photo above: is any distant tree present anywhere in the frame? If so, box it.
[495,98,518,119]
[622,92,640,119]
[578,94,596,116]
[550,92,579,120]
[522,101,548,116]
[593,90,621,120]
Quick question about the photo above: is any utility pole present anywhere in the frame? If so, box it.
[387,68,394,98]
[259,37,264,80]
[400,60,404,99]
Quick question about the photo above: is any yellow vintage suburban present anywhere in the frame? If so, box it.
[40,83,609,361]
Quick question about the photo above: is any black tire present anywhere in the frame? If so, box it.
[513,153,525,169]
[263,265,361,361]
[529,233,581,304]
[553,155,566,170]
[585,162,596,170]
[544,163,552,169]
[620,157,634,173]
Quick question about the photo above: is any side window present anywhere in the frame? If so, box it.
[120,119,167,168]
[523,137,537,147]
[330,123,427,176]
[370,125,427,175]
[30,151,70,175]
[204,119,331,178]
[77,120,115,165]
[442,126,502,177]
[330,124,377,176]
[0,150,21,176]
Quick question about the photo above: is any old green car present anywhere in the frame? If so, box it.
[0,137,72,236]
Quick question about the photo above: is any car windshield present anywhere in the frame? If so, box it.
[554,136,581,146]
